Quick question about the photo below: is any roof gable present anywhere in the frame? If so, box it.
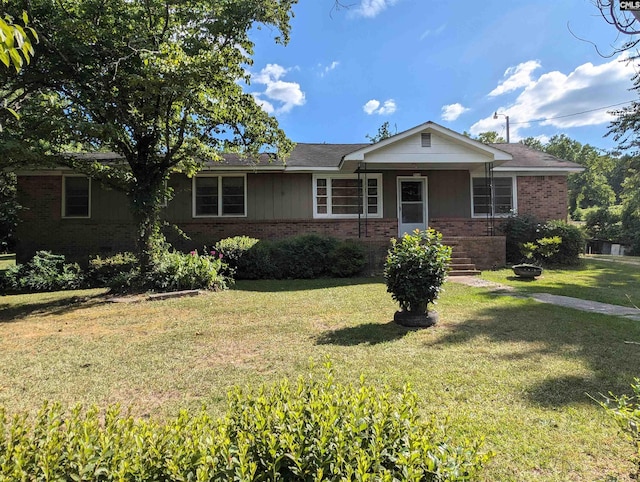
[343,121,512,164]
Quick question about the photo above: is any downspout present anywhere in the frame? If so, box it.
[364,162,368,238]
[358,163,362,238]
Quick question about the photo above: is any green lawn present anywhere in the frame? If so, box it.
[0,253,15,272]
[0,275,638,480]
[481,257,640,308]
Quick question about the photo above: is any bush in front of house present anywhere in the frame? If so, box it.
[213,235,259,272]
[500,215,585,265]
[0,370,493,480]
[328,240,367,277]
[146,249,230,292]
[0,251,84,294]
[540,219,586,265]
[86,252,140,290]
[225,234,367,279]
[384,229,451,313]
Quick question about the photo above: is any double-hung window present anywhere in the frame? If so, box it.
[62,175,91,218]
[471,176,516,217]
[193,174,246,217]
[313,174,382,218]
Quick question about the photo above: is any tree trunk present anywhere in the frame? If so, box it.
[129,178,165,276]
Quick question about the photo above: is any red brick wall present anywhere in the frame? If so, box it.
[517,175,568,221]
[430,218,496,237]
[169,219,398,252]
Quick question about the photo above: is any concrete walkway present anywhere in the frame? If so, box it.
[450,276,640,322]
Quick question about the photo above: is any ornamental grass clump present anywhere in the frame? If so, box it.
[384,229,452,315]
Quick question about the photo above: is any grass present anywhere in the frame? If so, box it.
[481,257,640,308]
[0,275,639,480]
[0,253,15,272]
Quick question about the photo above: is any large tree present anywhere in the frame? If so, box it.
[0,0,296,272]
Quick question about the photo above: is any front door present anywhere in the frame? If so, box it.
[397,177,428,237]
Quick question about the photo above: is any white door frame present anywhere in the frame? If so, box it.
[396,176,428,237]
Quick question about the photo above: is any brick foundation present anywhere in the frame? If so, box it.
[169,218,399,251]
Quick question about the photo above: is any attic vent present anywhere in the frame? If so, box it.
[421,133,431,147]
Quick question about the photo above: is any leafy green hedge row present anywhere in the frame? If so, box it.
[215,234,366,280]
[0,370,491,481]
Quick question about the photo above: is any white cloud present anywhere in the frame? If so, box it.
[419,24,446,41]
[470,54,637,141]
[320,61,340,77]
[441,103,470,121]
[351,0,399,18]
[488,60,541,97]
[363,99,381,114]
[363,98,396,115]
[252,63,305,114]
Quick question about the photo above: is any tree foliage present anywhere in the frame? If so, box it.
[0,0,296,272]
[365,121,395,143]
[475,131,506,144]
[0,11,36,72]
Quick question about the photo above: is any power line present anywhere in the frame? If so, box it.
[509,100,636,125]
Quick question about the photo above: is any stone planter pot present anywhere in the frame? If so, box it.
[512,263,543,279]
[394,309,438,328]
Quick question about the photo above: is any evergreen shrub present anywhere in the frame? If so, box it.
[221,234,366,280]
[86,252,139,290]
[0,251,84,293]
[384,229,451,312]
[147,250,230,291]
[0,369,493,481]
[500,215,585,265]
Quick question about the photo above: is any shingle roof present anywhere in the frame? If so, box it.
[489,143,583,169]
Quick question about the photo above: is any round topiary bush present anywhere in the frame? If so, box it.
[384,229,451,326]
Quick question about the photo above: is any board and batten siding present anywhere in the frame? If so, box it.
[380,170,470,219]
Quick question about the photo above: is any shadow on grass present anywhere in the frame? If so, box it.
[316,321,414,346]
[234,277,383,293]
[0,292,109,323]
[431,291,640,407]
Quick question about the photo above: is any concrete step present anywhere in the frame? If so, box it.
[451,257,473,264]
[449,269,482,276]
[450,263,477,271]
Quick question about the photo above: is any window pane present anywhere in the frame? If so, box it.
[401,181,422,202]
[196,177,218,215]
[222,177,245,215]
[402,203,423,223]
[331,178,362,215]
[65,177,89,217]
[472,177,512,215]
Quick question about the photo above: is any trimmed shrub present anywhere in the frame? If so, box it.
[147,250,230,291]
[384,229,451,312]
[499,214,539,264]
[227,234,366,280]
[328,240,366,277]
[500,215,585,265]
[86,252,139,289]
[540,220,585,265]
[213,235,259,271]
[0,251,84,293]
[0,370,493,480]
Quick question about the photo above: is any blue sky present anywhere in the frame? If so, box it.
[247,0,639,150]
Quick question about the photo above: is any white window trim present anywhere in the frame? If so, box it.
[470,175,517,218]
[312,173,383,219]
[192,173,247,218]
[62,174,91,219]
